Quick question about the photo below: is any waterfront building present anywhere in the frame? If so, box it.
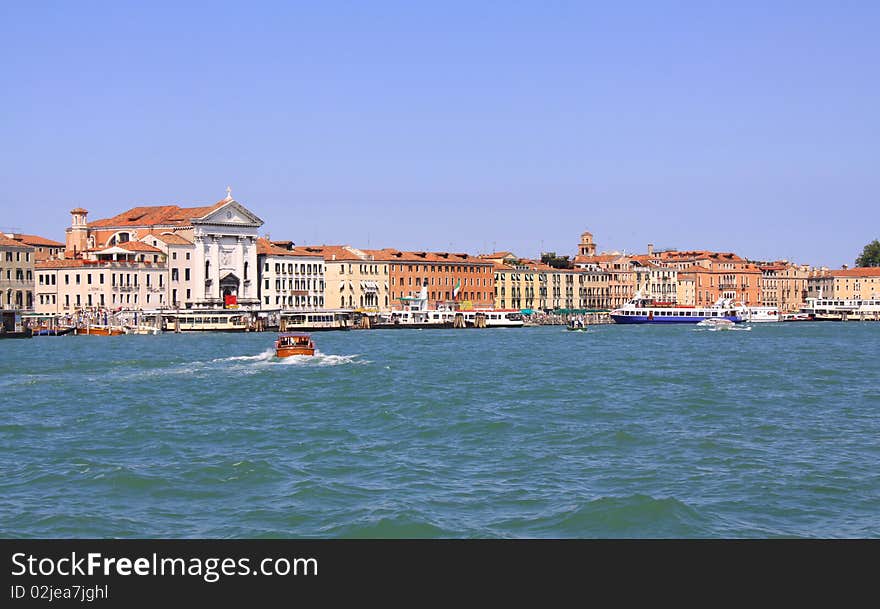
[632,259,678,303]
[652,250,761,306]
[2,233,64,261]
[140,231,196,309]
[572,231,636,308]
[256,238,325,310]
[484,253,609,311]
[298,245,391,312]
[676,274,696,306]
[0,233,35,310]
[58,189,263,310]
[759,261,813,312]
[809,266,880,300]
[574,253,634,309]
[383,250,494,310]
[35,244,168,313]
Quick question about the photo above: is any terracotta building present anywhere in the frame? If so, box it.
[382,250,494,310]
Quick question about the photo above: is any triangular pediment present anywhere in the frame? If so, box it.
[192,200,264,227]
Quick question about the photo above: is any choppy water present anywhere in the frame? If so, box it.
[2,323,879,538]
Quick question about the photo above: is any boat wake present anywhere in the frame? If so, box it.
[692,325,753,332]
[276,352,366,366]
[211,349,366,367]
[210,349,275,363]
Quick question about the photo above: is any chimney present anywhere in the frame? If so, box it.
[648,243,654,257]
[842,264,848,270]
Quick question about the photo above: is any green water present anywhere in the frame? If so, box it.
[1,323,878,537]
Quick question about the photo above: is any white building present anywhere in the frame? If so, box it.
[36,189,265,314]
[256,238,325,310]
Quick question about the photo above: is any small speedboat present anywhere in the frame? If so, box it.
[696,318,736,330]
[274,332,316,357]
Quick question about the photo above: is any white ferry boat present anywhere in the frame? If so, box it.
[280,310,352,331]
[799,297,880,321]
[611,293,744,324]
[161,310,251,332]
[376,287,523,328]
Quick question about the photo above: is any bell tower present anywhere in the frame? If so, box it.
[66,208,90,257]
[578,231,596,257]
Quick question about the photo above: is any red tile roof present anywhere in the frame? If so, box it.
[88,200,227,228]
[257,238,323,258]
[35,259,90,268]
[0,234,32,248]
[832,267,880,277]
[574,254,627,264]
[114,241,164,253]
[8,234,64,247]
[147,232,193,246]
[371,249,492,264]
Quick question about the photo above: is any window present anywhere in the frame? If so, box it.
[172,252,177,260]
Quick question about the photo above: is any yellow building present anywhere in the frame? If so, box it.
[826,267,880,299]
[485,253,610,311]
[303,245,391,312]
[760,262,813,312]
[676,274,696,306]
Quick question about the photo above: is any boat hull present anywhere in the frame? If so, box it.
[79,326,126,336]
[33,327,75,336]
[275,346,315,357]
[612,315,742,324]
[0,330,33,339]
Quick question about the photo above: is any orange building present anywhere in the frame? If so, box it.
[759,261,813,312]
[656,251,762,306]
[379,250,495,310]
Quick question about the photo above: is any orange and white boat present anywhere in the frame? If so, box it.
[274,332,316,357]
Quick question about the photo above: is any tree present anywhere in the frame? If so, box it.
[541,252,573,269]
[856,239,880,267]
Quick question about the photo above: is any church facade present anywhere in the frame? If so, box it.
[36,189,264,314]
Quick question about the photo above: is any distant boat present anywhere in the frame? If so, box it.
[0,311,33,339]
[274,332,316,357]
[79,325,126,336]
[32,327,75,336]
[799,296,880,321]
[567,319,588,332]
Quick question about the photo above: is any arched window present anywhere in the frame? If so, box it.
[244,261,249,280]
[205,260,211,279]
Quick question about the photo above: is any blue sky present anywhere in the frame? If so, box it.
[2,1,878,267]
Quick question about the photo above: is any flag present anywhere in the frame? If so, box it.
[453,279,461,299]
